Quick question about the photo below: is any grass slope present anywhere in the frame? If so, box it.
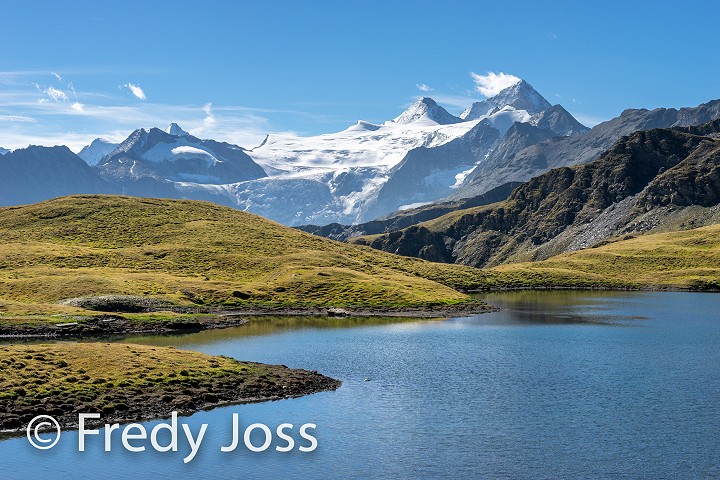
[0,342,339,431]
[0,195,495,322]
[485,224,720,290]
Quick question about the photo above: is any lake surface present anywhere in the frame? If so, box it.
[3,291,720,479]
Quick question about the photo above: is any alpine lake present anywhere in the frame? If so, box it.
[2,291,719,479]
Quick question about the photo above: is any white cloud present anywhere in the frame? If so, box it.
[68,82,78,100]
[123,83,146,100]
[44,86,68,102]
[51,72,62,81]
[0,75,308,151]
[202,102,216,128]
[470,71,521,97]
[416,83,432,92]
[0,115,35,122]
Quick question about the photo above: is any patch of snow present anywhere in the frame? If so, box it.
[337,172,389,218]
[142,140,220,167]
[424,165,480,193]
[451,165,477,189]
[486,106,531,136]
[398,201,432,211]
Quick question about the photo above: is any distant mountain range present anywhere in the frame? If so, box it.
[1,80,719,230]
[0,79,588,224]
[350,119,720,267]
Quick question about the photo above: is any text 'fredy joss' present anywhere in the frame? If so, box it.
[29,412,318,464]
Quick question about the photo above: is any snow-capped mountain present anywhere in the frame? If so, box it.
[65,80,585,225]
[228,81,587,224]
[230,101,501,223]
[2,79,595,226]
[251,106,478,172]
[392,97,462,125]
[97,126,266,185]
[460,80,552,120]
[77,138,118,165]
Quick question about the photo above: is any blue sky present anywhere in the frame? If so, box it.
[1,0,719,151]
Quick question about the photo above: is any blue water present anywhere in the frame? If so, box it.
[2,291,720,479]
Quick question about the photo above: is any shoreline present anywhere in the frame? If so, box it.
[4,284,720,339]
[3,286,717,339]
[0,382,339,439]
[0,343,341,437]
[0,303,496,339]
[467,285,720,293]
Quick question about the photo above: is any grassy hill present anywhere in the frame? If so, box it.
[0,195,497,323]
[483,224,720,290]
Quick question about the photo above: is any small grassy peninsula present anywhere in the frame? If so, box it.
[0,343,340,433]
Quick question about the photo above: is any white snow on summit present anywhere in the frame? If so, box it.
[392,97,461,126]
[461,80,551,120]
[166,123,190,137]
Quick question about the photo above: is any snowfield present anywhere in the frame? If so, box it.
[250,117,483,171]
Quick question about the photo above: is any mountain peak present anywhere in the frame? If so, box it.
[0,147,9,155]
[529,104,589,136]
[461,79,552,121]
[78,138,119,166]
[393,97,461,126]
[417,96,437,106]
[166,123,190,137]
